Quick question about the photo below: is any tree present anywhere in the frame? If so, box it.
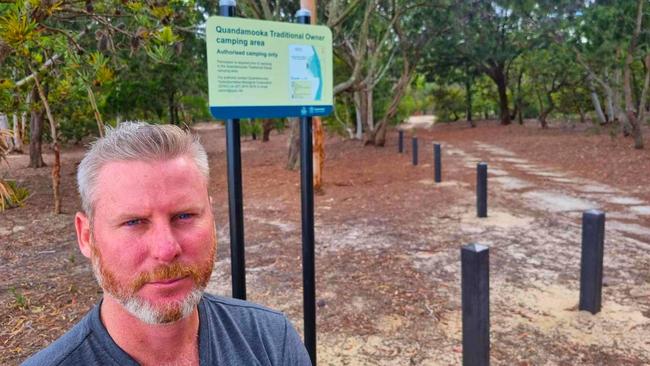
[525,43,579,128]
[570,0,648,148]
[0,0,202,213]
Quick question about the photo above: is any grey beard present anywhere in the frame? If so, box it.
[121,287,204,325]
[91,256,204,324]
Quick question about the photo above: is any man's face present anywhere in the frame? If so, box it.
[76,156,216,324]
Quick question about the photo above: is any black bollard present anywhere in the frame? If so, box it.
[398,130,404,153]
[412,137,418,166]
[579,210,606,314]
[434,143,442,183]
[462,244,490,366]
[477,163,487,217]
[220,0,247,301]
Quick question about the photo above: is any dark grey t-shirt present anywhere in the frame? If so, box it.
[22,294,311,365]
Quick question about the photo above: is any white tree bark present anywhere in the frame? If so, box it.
[613,68,631,131]
[367,88,374,131]
[0,113,12,149]
[353,91,363,139]
[12,113,23,152]
[21,112,27,140]
[587,75,607,124]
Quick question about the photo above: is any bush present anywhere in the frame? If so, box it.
[179,95,212,123]
[0,180,29,211]
[432,84,465,122]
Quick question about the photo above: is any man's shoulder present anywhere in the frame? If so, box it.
[201,293,292,345]
[199,293,312,365]
[201,293,287,325]
[21,311,94,366]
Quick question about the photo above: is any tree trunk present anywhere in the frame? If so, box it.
[375,69,416,146]
[538,92,554,129]
[613,66,632,136]
[465,75,475,128]
[250,120,257,140]
[286,117,300,170]
[262,119,274,142]
[367,87,374,132]
[637,54,650,125]
[0,114,11,149]
[353,90,368,140]
[12,114,23,153]
[168,90,177,125]
[587,75,607,124]
[574,103,584,123]
[313,117,324,191]
[623,0,644,149]
[491,66,511,125]
[29,89,46,168]
[515,68,524,125]
[32,69,62,213]
[21,111,27,142]
[538,109,550,128]
[357,89,375,145]
[354,92,363,139]
[374,119,389,146]
[86,85,105,137]
[604,74,614,123]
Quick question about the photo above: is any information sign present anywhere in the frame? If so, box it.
[206,16,333,119]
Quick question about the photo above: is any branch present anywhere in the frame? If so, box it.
[14,26,90,87]
[259,0,273,20]
[333,0,374,95]
[15,55,62,87]
[327,0,363,29]
[39,24,85,53]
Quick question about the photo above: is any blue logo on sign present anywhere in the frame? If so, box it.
[301,107,307,115]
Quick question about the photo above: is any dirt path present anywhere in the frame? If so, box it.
[1,120,649,365]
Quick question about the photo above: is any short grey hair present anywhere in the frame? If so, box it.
[77,122,209,216]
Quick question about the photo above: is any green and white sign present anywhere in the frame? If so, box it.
[206,16,333,119]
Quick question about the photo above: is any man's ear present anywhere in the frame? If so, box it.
[75,212,92,259]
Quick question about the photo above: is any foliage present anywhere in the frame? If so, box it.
[179,95,211,123]
[0,179,30,211]
[240,119,262,138]
[395,76,434,123]
[9,287,30,310]
[0,0,647,154]
[431,84,466,122]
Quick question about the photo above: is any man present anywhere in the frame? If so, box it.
[23,122,311,365]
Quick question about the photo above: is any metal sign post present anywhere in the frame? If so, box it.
[206,7,332,362]
[218,0,247,300]
[296,10,317,365]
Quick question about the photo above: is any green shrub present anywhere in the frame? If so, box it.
[0,180,29,211]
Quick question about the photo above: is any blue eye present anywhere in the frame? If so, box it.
[125,219,142,226]
[177,213,193,220]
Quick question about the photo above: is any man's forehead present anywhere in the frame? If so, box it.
[92,157,208,210]
[96,157,204,182]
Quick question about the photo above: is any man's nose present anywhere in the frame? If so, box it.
[150,222,181,262]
